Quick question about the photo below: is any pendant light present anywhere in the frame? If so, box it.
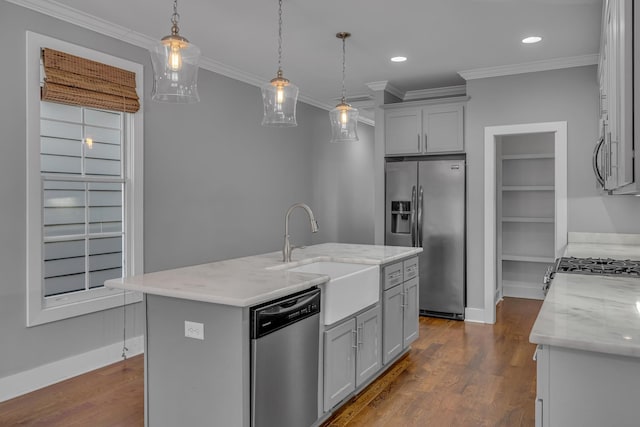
[150,0,201,103]
[261,0,298,127]
[330,32,359,142]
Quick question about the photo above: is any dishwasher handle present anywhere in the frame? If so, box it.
[261,291,319,316]
[251,288,321,339]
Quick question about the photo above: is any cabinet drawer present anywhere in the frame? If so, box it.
[403,257,418,281]
[383,261,403,290]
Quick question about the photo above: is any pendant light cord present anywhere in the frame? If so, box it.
[341,36,347,104]
[277,0,283,74]
[171,0,180,35]
[121,290,128,360]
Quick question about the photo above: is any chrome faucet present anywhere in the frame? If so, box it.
[283,203,319,262]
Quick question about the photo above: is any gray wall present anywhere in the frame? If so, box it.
[465,65,640,310]
[310,119,375,245]
[0,1,374,381]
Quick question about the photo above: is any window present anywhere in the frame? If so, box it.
[26,32,143,326]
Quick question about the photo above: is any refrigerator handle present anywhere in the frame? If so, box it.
[411,186,417,247]
[417,185,424,247]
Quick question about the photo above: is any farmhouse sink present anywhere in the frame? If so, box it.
[287,261,379,325]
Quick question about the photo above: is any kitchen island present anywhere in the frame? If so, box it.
[529,233,640,427]
[106,243,422,427]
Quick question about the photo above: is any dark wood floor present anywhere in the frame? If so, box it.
[323,297,542,426]
[0,298,541,427]
[0,356,144,427]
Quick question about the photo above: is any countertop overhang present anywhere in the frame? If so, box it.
[529,233,640,358]
[106,243,422,307]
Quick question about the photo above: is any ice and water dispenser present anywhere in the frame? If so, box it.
[390,200,412,234]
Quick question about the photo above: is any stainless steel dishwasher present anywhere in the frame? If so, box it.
[250,287,321,427]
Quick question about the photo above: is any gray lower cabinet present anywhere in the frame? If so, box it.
[383,277,419,365]
[323,318,356,412]
[356,305,382,386]
[323,305,381,412]
[382,284,404,363]
[535,344,640,426]
[402,277,419,346]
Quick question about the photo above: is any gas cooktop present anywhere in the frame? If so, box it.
[555,257,640,277]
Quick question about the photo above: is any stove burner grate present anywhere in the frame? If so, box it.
[556,257,640,277]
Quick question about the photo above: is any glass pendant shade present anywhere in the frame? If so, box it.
[330,32,358,142]
[330,102,359,143]
[262,0,298,127]
[151,36,200,103]
[261,73,298,127]
[150,1,200,103]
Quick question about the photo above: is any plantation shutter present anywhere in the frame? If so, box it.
[40,102,126,297]
[41,48,140,113]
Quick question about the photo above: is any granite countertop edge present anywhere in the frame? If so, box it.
[106,243,423,308]
[529,233,640,358]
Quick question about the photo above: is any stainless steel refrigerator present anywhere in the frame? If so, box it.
[385,158,465,319]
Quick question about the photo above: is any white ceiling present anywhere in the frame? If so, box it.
[28,0,603,119]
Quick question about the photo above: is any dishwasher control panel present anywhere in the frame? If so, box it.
[250,288,321,339]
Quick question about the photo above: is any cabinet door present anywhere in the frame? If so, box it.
[535,345,549,427]
[403,278,420,346]
[423,104,464,153]
[382,285,404,365]
[324,318,356,412]
[605,0,619,190]
[355,305,381,388]
[385,108,422,155]
[614,0,633,188]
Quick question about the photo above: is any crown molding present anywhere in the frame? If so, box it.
[8,0,367,122]
[331,93,375,110]
[365,81,390,91]
[7,0,156,49]
[365,81,404,100]
[358,115,375,127]
[198,57,266,89]
[8,0,269,88]
[382,95,470,110]
[458,54,600,80]
[403,85,466,101]
[347,99,376,110]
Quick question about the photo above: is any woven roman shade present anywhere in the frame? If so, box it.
[41,48,140,113]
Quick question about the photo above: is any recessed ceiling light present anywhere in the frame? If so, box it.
[390,56,407,63]
[522,36,542,44]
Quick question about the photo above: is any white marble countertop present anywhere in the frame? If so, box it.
[106,243,422,307]
[530,233,640,358]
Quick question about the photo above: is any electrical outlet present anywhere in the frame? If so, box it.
[184,321,204,340]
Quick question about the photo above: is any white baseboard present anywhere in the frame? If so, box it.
[503,284,545,300]
[464,307,486,323]
[0,335,144,403]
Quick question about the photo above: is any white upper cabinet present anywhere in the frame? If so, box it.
[384,108,422,155]
[422,104,464,153]
[599,0,636,193]
[384,99,465,156]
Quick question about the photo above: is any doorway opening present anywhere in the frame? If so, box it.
[483,122,567,324]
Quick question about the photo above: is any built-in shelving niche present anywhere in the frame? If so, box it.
[496,133,555,300]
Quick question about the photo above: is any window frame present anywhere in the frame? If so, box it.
[26,32,144,327]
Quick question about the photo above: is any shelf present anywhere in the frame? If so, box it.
[502,191,555,218]
[502,254,555,263]
[502,186,554,192]
[502,154,554,160]
[501,217,554,223]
